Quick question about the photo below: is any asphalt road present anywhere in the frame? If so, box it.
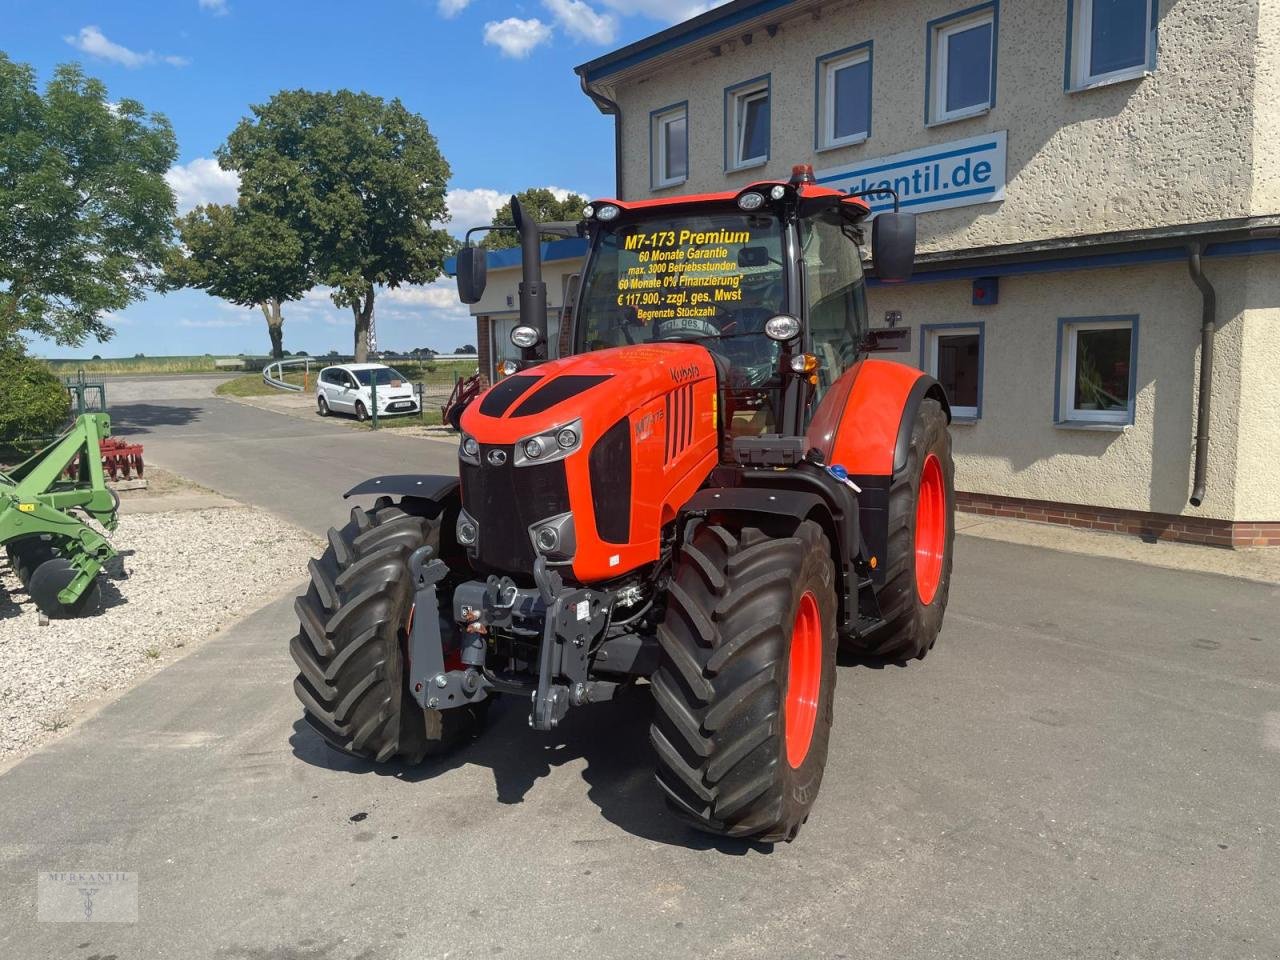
[2,386,1277,959]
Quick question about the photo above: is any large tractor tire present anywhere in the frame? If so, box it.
[864,397,955,661]
[290,499,482,763]
[651,519,838,842]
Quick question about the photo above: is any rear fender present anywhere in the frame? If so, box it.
[805,359,950,577]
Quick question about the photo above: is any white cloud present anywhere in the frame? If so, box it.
[64,26,189,68]
[598,0,730,24]
[382,280,469,319]
[438,0,472,17]
[483,18,553,58]
[543,0,618,44]
[443,187,506,236]
[198,0,229,14]
[165,157,240,213]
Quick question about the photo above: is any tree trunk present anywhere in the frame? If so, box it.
[352,289,375,363]
[260,299,285,360]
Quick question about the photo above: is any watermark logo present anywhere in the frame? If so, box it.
[38,871,137,923]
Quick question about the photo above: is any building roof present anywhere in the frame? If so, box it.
[574,0,810,85]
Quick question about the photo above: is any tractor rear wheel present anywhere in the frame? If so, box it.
[864,397,954,661]
[651,519,837,842]
[290,499,483,763]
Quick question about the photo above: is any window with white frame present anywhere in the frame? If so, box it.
[923,325,983,420]
[1057,317,1137,424]
[651,103,688,189]
[928,5,996,125]
[1068,0,1154,90]
[726,77,770,170]
[817,45,872,149]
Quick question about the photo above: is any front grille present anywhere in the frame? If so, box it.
[589,417,631,544]
[665,383,695,463]
[460,446,570,575]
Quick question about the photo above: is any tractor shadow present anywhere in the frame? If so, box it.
[288,686,772,855]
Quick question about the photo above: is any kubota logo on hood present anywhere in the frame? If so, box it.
[669,363,701,385]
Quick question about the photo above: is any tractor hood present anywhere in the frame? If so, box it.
[459,342,715,444]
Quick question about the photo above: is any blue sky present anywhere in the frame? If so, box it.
[9,0,722,358]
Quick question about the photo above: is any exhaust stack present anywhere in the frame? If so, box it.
[512,197,548,361]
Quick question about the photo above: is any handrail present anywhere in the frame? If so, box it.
[262,356,314,392]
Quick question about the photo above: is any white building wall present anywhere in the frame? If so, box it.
[604,0,1267,253]
[866,256,1254,521]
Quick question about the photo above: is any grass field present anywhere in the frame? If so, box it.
[42,356,253,376]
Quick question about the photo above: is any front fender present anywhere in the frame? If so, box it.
[343,474,459,502]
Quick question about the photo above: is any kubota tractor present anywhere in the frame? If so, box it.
[290,165,954,842]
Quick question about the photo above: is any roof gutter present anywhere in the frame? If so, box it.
[579,74,623,199]
[1185,243,1216,508]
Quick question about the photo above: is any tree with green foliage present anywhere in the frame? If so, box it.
[0,54,177,348]
[219,90,454,362]
[0,344,69,444]
[484,188,589,250]
[166,202,308,359]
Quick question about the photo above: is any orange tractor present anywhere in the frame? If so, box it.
[290,166,953,841]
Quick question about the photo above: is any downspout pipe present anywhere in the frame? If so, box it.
[579,74,623,199]
[1186,242,1216,508]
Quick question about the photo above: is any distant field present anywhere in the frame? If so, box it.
[42,356,251,375]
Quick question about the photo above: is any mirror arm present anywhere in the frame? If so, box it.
[846,187,901,213]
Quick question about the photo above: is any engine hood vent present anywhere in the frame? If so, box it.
[509,375,611,417]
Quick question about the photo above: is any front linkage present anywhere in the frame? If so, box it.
[406,549,620,731]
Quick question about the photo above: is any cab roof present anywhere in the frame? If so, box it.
[588,178,870,217]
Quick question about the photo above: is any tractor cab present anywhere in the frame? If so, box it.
[458,165,917,446]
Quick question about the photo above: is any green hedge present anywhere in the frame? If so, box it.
[0,348,71,444]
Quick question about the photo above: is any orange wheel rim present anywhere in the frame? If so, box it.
[785,590,822,769]
[915,453,946,605]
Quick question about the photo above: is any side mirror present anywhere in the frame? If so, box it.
[455,246,488,304]
[871,212,916,284]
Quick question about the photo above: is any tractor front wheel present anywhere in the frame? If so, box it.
[651,519,837,842]
[864,397,955,661]
[290,499,484,763]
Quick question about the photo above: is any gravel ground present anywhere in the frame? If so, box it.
[0,507,320,761]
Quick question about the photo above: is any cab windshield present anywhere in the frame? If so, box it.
[576,211,787,433]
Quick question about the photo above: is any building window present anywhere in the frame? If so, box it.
[725,76,770,171]
[1067,0,1156,90]
[926,3,998,125]
[922,323,984,420]
[1056,316,1138,425]
[816,43,872,150]
[651,102,688,189]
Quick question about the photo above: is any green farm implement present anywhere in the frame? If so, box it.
[1,413,120,618]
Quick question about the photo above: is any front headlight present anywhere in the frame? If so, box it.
[513,418,583,467]
[460,434,480,464]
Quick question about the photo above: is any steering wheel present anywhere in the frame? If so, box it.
[651,315,721,341]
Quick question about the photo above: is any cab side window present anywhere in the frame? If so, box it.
[801,210,868,397]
